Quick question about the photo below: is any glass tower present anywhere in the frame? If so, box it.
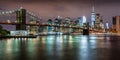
[91,6,95,27]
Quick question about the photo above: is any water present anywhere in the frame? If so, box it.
[0,34,120,60]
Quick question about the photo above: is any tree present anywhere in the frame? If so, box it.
[0,25,10,36]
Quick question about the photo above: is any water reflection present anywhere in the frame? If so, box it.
[1,34,120,60]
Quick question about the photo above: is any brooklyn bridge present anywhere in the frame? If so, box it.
[0,7,101,35]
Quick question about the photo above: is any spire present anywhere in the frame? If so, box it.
[92,0,95,13]
[92,5,95,13]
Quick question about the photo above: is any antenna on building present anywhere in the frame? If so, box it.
[92,0,95,12]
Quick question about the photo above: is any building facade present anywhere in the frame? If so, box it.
[112,16,120,33]
[77,17,83,27]
[95,13,103,30]
[91,6,96,27]
[28,19,39,35]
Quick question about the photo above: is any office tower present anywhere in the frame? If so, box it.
[16,9,26,30]
[47,19,53,32]
[65,17,71,26]
[106,23,109,29]
[57,16,62,25]
[83,16,87,23]
[95,13,103,29]
[78,17,83,27]
[112,16,120,33]
[91,6,96,27]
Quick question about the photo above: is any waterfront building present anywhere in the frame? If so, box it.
[47,19,54,32]
[10,30,28,36]
[112,16,120,33]
[28,19,39,35]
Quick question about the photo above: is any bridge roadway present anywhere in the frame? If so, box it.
[0,22,98,32]
[0,22,83,29]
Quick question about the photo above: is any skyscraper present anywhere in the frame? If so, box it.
[95,13,103,30]
[65,17,71,26]
[77,17,83,27]
[83,16,87,23]
[91,6,95,27]
[91,0,96,28]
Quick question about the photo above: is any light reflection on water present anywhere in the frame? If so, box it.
[0,34,120,60]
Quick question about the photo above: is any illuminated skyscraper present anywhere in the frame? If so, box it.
[83,16,87,23]
[65,17,71,26]
[106,23,109,29]
[91,0,96,27]
[77,17,83,27]
[91,6,95,27]
[95,13,103,29]
[77,16,87,27]
[47,19,53,32]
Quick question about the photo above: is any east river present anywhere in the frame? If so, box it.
[0,34,120,60]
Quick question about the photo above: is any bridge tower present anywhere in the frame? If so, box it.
[16,8,26,30]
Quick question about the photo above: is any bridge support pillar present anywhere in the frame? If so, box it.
[16,9,26,30]
[83,29,89,35]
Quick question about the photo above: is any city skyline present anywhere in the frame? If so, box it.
[0,0,120,30]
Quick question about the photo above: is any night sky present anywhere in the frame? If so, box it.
[0,0,120,30]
